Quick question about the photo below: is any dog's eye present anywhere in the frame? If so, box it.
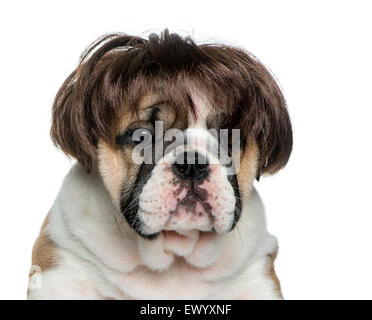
[132,128,153,146]
[116,128,153,147]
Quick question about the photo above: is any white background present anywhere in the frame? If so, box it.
[1,0,371,299]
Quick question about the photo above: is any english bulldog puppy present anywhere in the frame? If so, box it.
[28,30,292,299]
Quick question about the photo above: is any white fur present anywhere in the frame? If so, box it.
[28,164,281,300]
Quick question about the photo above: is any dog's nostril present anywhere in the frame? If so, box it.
[177,164,188,174]
[173,152,209,181]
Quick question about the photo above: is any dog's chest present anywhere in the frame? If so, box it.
[101,260,215,299]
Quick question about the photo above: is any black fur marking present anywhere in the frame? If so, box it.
[120,163,158,240]
[228,174,242,231]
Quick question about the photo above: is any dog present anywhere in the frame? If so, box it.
[28,30,292,299]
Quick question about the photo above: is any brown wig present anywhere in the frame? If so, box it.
[51,29,292,174]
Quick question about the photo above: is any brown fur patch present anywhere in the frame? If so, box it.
[267,248,283,298]
[30,213,57,275]
[236,137,259,202]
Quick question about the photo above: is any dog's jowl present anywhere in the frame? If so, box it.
[28,30,292,299]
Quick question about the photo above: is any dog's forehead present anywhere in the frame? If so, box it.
[188,90,212,129]
[118,90,215,131]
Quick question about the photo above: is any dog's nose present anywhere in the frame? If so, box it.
[173,152,209,181]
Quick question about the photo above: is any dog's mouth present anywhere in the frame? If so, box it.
[137,192,215,236]
[137,180,238,237]
[164,194,215,232]
[175,195,213,222]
